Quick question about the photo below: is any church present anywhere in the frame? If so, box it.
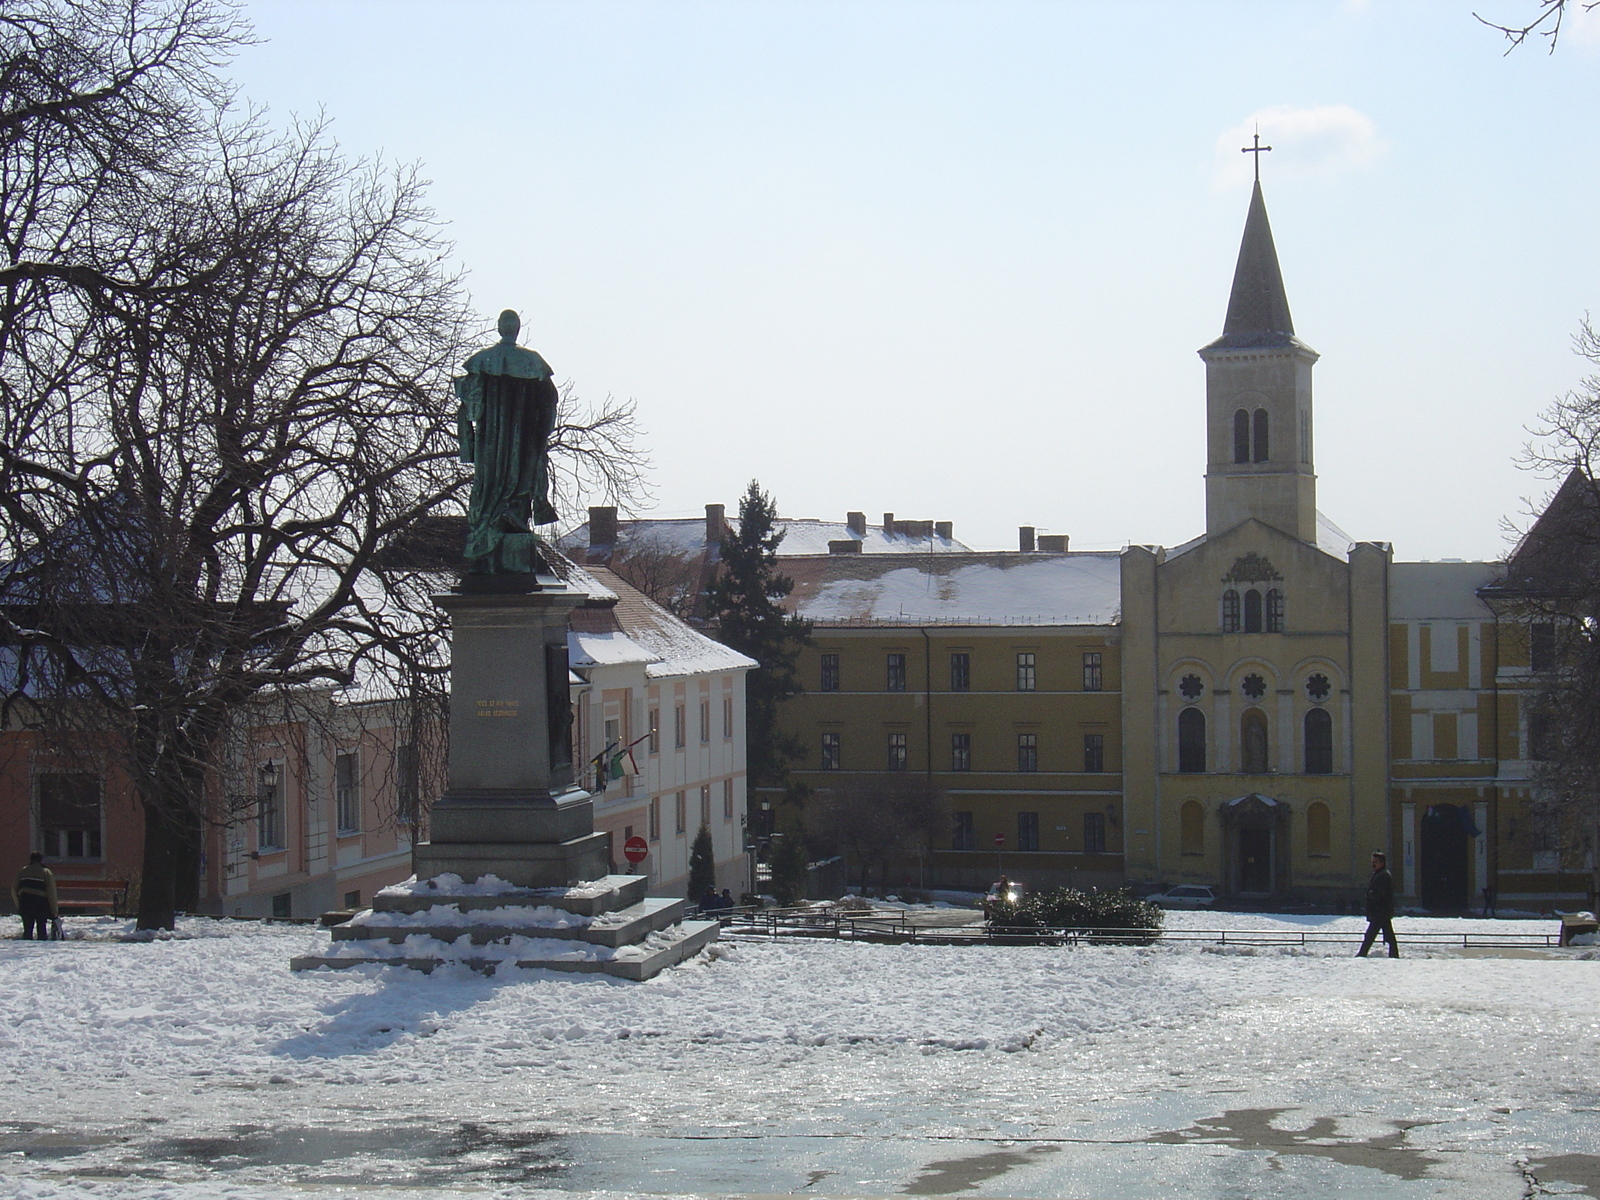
[767,175,1570,912]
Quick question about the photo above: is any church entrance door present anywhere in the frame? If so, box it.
[1239,826,1272,894]
[1420,803,1470,911]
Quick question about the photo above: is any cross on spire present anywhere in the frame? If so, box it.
[1241,128,1272,182]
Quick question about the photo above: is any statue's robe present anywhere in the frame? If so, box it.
[454,340,558,576]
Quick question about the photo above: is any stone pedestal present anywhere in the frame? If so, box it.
[414,580,608,888]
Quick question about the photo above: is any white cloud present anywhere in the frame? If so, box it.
[1213,105,1383,189]
[1563,2,1600,51]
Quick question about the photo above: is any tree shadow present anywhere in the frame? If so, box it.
[273,964,521,1059]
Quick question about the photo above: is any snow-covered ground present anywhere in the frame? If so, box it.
[2,911,1598,1200]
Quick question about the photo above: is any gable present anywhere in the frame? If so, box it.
[1155,520,1351,635]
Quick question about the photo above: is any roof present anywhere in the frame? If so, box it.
[568,565,755,679]
[1202,180,1312,354]
[556,516,970,561]
[1390,561,1499,620]
[782,552,1122,627]
[1166,510,1358,562]
[1481,468,1600,601]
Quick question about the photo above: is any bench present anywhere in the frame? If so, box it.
[54,879,130,916]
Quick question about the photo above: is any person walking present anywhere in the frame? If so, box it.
[1357,850,1398,958]
[13,853,59,941]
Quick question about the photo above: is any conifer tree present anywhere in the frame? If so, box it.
[706,481,812,797]
[688,824,716,901]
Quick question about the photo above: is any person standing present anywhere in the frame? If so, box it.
[1357,851,1398,958]
[13,853,59,941]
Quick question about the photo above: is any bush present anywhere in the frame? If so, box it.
[987,887,1163,943]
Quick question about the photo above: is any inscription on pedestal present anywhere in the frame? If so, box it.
[475,700,520,719]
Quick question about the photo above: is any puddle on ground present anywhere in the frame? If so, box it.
[902,1145,1061,1195]
[1529,1154,1600,1197]
[1145,1107,1441,1181]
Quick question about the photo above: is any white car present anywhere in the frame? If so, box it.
[1146,884,1217,910]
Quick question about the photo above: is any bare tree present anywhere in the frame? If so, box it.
[608,531,703,615]
[812,773,942,896]
[1476,0,1598,52]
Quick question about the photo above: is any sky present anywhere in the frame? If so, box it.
[230,0,1600,560]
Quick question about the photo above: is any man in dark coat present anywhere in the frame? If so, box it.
[12,852,59,940]
[1357,851,1399,958]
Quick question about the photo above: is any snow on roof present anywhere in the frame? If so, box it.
[1390,561,1499,620]
[557,516,970,558]
[1162,510,1357,563]
[568,566,754,679]
[784,552,1122,626]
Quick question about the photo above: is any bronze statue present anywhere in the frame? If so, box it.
[454,310,559,579]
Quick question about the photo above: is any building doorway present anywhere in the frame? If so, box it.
[1239,827,1272,893]
[1420,803,1470,911]
[1221,793,1286,898]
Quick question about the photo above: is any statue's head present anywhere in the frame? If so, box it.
[497,309,521,342]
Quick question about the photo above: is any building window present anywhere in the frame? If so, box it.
[887,653,907,692]
[1307,800,1331,856]
[1083,811,1106,854]
[335,751,360,835]
[649,797,661,840]
[1222,589,1241,633]
[950,652,970,692]
[821,732,841,770]
[257,767,284,851]
[1082,652,1103,692]
[1016,733,1038,772]
[1304,708,1333,775]
[1266,588,1285,632]
[723,695,734,738]
[1528,710,1551,761]
[674,704,686,748]
[1178,708,1206,773]
[1305,673,1330,702]
[951,732,971,772]
[675,791,687,835]
[1017,811,1039,852]
[1233,408,1250,464]
[723,778,734,820]
[648,708,660,754]
[1179,674,1204,701]
[952,811,975,851]
[1531,623,1556,672]
[1243,589,1263,633]
[36,773,101,860]
[1252,408,1269,462]
[1240,673,1267,700]
[1241,708,1270,773]
[887,732,908,771]
[700,699,711,743]
[1180,800,1204,855]
[820,652,840,692]
[271,893,291,919]
[1016,652,1036,691]
[700,785,712,828]
[1083,733,1105,773]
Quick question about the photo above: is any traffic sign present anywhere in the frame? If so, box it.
[623,835,649,864]
[994,833,1005,847]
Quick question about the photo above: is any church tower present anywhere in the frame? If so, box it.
[1199,180,1319,545]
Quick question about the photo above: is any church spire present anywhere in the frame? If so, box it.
[1215,180,1295,349]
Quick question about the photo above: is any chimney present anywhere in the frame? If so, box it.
[1019,525,1036,553]
[846,511,866,537]
[827,540,862,555]
[1037,534,1069,554]
[883,512,895,534]
[705,503,726,544]
[589,506,618,548]
[934,521,953,541]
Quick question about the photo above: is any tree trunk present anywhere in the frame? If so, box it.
[137,803,180,930]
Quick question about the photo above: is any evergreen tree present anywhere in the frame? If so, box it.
[688,824,717,901]
[768,813,811,907]
[707,481,813,796]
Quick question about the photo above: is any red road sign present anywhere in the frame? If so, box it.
[623,835,649,864]
[994,833,1005,847]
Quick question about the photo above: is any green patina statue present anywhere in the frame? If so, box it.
[454,310,560,579]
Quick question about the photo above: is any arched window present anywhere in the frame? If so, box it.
[1253,408,1269,462]
[1304,707,1333,775]
[1240,708,1269,773]
[1233,409,1250,464]
[1178,708,1206,773]
[1243,588,1263,633]
[1307,801,1331,856]
[1222,589,1241,633]
[1266,588,1284,633]
[1181,800,1205,855]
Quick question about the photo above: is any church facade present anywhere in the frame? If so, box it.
[773,180,1582,912]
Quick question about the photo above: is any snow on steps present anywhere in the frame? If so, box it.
[290,872,716,982]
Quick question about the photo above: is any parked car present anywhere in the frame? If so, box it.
[1145,884,1217,910]
[983,879,1025,919]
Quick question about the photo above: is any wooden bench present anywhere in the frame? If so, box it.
[54,879,130,916]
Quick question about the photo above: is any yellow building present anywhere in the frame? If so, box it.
[770,180,1578,911]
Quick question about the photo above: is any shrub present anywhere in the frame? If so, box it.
[988,887,1163,943]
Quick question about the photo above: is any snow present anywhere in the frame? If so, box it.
[348,904,595,931]
[3,910,1600,1198]
[376,873,530,898]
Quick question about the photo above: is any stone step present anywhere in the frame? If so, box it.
[290,919,719,982]
[373,873,647,917]
[332,896,689,947]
